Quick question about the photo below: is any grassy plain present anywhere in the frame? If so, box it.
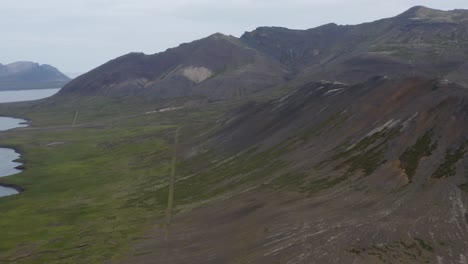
[0,84,295,263]
[0,96,223,263]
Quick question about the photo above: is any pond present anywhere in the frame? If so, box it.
[0,88,60,197]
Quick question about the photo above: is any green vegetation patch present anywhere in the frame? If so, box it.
[306,176,347,193]
[399,130,437,181]
[171,144,286,205]
[318,127,400,177]
[348,238,435,263]
[432,141,467,179]
[270,172,306,191]
[265,113,351,194]
[0,98,234,264]
[0,125,175,263]
[459,183,468,192]
[415,238,434,252]
[270,173,346,195]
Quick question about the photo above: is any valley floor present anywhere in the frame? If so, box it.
[0,88,467,263]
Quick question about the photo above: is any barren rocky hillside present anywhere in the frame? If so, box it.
[121,76,468,263]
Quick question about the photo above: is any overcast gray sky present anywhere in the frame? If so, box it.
[2,0,468,75]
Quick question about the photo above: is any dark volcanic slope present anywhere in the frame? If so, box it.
[59,6,468,99]
[123,76,468,264]
[242,6,468,86]
[59,34,286,99]
[0,62,70,91]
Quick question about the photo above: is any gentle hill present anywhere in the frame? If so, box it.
[0,62,70,91]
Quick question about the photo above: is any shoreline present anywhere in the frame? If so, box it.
[0,145,26,195]
[0,182,24,193]
[0,122,29,197]
[0,116,31,125]
[0,87,63,92]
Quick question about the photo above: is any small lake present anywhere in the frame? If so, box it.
[0,88,61,197]
[0,117,28,131]
[0,148,22,178]
[0,186,19,197]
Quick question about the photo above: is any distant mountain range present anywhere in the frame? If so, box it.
[0,61,70,91]
[59,6,468,99]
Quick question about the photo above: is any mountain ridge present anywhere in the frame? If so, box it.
[59,33,287,98]
[0,61,70,91]
[57,6,468,99]
[241,6,468,86]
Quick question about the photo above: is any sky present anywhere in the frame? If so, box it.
[2,0,468,76]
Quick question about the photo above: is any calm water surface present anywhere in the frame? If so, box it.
[0,88,60,103]
[0,88,61,197]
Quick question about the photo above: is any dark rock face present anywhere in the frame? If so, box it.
[241,6,468,86]
[0,62,70,91]
[59,7,468,99]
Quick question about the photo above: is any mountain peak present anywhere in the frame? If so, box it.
[201,32,246,48]
[208,32,227,38]
[206,32,239,43]
[5,61,40,73]
[0,61,70,91]
[405,5,435,14]
[398,6,468,23]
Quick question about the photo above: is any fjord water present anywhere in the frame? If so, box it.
[0,88,59,103]
[0,119,27,197]
[0,117,28,131]
[0,88,60,197]
[0,148,22,177]
[0,149,22,197]
[0,186,19,196]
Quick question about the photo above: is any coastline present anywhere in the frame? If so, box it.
[0,122,28,196]
[0,182,24,193]
[0,116,31,125]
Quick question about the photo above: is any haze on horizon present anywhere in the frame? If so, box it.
[2,0,468,75]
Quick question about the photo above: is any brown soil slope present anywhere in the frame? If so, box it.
[121,77,468,263]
